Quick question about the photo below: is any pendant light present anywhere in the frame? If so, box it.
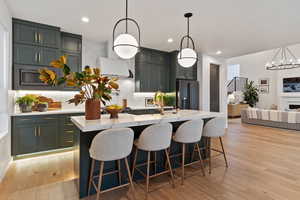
[178,13,197,68]
[265,47,300,70]
[112,0,140,59]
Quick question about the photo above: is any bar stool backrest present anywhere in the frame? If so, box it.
[89,128,134,161]
[137,123,173,151]
[203,117,226,137]
[173,119,204,143]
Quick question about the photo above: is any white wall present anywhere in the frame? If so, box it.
[200,54,227,117]
[227,43,300,109]
[0,0,12,182]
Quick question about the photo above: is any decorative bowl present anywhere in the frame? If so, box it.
[105,105,123,119]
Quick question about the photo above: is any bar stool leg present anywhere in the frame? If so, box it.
[164,149,175,188]
[117,160,122,185]
[219,137,229,168]
[196,143,206,176]
[96,161,105,200]
[146,151,151,199]
[181,143,186,185]
[131,148,138,179]
[206,138,212,174]
[124,158,136,200]
[88,159,95,198]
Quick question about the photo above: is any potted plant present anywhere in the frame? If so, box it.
[243,81,259,107]
[36,101,48,112]
[38,56,119,120]
[16,95,38,113]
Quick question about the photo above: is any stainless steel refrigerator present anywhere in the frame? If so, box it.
[176,79,199,110]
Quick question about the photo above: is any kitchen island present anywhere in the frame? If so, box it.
[71,110,223,198]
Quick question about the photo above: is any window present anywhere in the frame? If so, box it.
[227,64,240,81]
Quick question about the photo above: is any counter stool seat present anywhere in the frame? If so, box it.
[170,119,206,185]
[132,123,175,198]
[202,117,228,174]
[88,128,136,200]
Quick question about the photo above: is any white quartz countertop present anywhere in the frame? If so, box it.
[71,110,224,132]
[11,106,173,116]
[11,109,85,116]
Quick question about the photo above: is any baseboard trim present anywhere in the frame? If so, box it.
[0,156,12,183]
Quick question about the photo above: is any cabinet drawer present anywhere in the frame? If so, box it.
[14,117,36,125]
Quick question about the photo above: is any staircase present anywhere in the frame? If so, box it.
[227,77,248,94]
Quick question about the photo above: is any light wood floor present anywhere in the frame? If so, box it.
[1,119,300,200]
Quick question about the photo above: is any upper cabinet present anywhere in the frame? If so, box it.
[12,18,82,91]
[169,50,198,91]
[135,48,170,92]
[135,48,198,93]
[61,32,82,91]
[13,19,60,49]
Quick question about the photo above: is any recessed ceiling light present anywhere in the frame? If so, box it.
[81,17,90,23]
[216,50,222,55]
[167,38,173,43]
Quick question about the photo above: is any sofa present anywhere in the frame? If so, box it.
[241,108,300,131]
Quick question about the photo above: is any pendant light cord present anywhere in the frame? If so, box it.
[125,0,128,33]
[187,17,190,48]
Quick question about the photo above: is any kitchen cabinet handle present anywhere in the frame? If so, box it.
[38,52,41,63]
[20,119,32,121]
[44,117,56,120]
[65,140,73,143]
[65,123,74,126]
[65,130,74,134]
[38,127,41,136]
[35,53,38,62]
[38,33,42,43]
[35,32,38,42]
[34,127,37,137]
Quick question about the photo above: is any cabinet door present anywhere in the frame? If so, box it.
[14,124,38,155]
[13,64,61,90]
[61,34,82,53]
[61,52,81,90]
[38,122,59,151]
[13,23,39,45]
[39,28,60,48]
[41,47,60,66]
[14,44,40,65]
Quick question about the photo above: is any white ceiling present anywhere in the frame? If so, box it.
[6,0,300,58]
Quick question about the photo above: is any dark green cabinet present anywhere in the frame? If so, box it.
[13,64,61,90]
[135,48,198,93]
[13,19,60,48]
[13,44,40,65]
[169,51,198,91]
[13,124,38,155]
[12,113,82,156]
[38,122,59,151]
[12,19,82,91]
[61,32,82,90]
[135,48,170,92]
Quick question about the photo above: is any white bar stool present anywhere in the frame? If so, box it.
[202,117,228,173]
[172,119,206,185]
[88,128,136,200]
[132,123,175,198]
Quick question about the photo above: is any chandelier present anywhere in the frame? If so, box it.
[265,47,300,70]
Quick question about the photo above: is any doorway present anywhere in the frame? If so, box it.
[210,63,220,112]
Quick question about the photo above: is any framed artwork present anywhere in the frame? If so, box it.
[258,78,269,85]
[259,85,269,94]
[145,97,155,107]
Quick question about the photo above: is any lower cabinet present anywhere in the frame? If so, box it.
[12,113,82,156]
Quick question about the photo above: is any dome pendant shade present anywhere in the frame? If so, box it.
[112,0,140,60]
[114,34,138,59]
[178,48,197,68]
[177,13,198,68]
